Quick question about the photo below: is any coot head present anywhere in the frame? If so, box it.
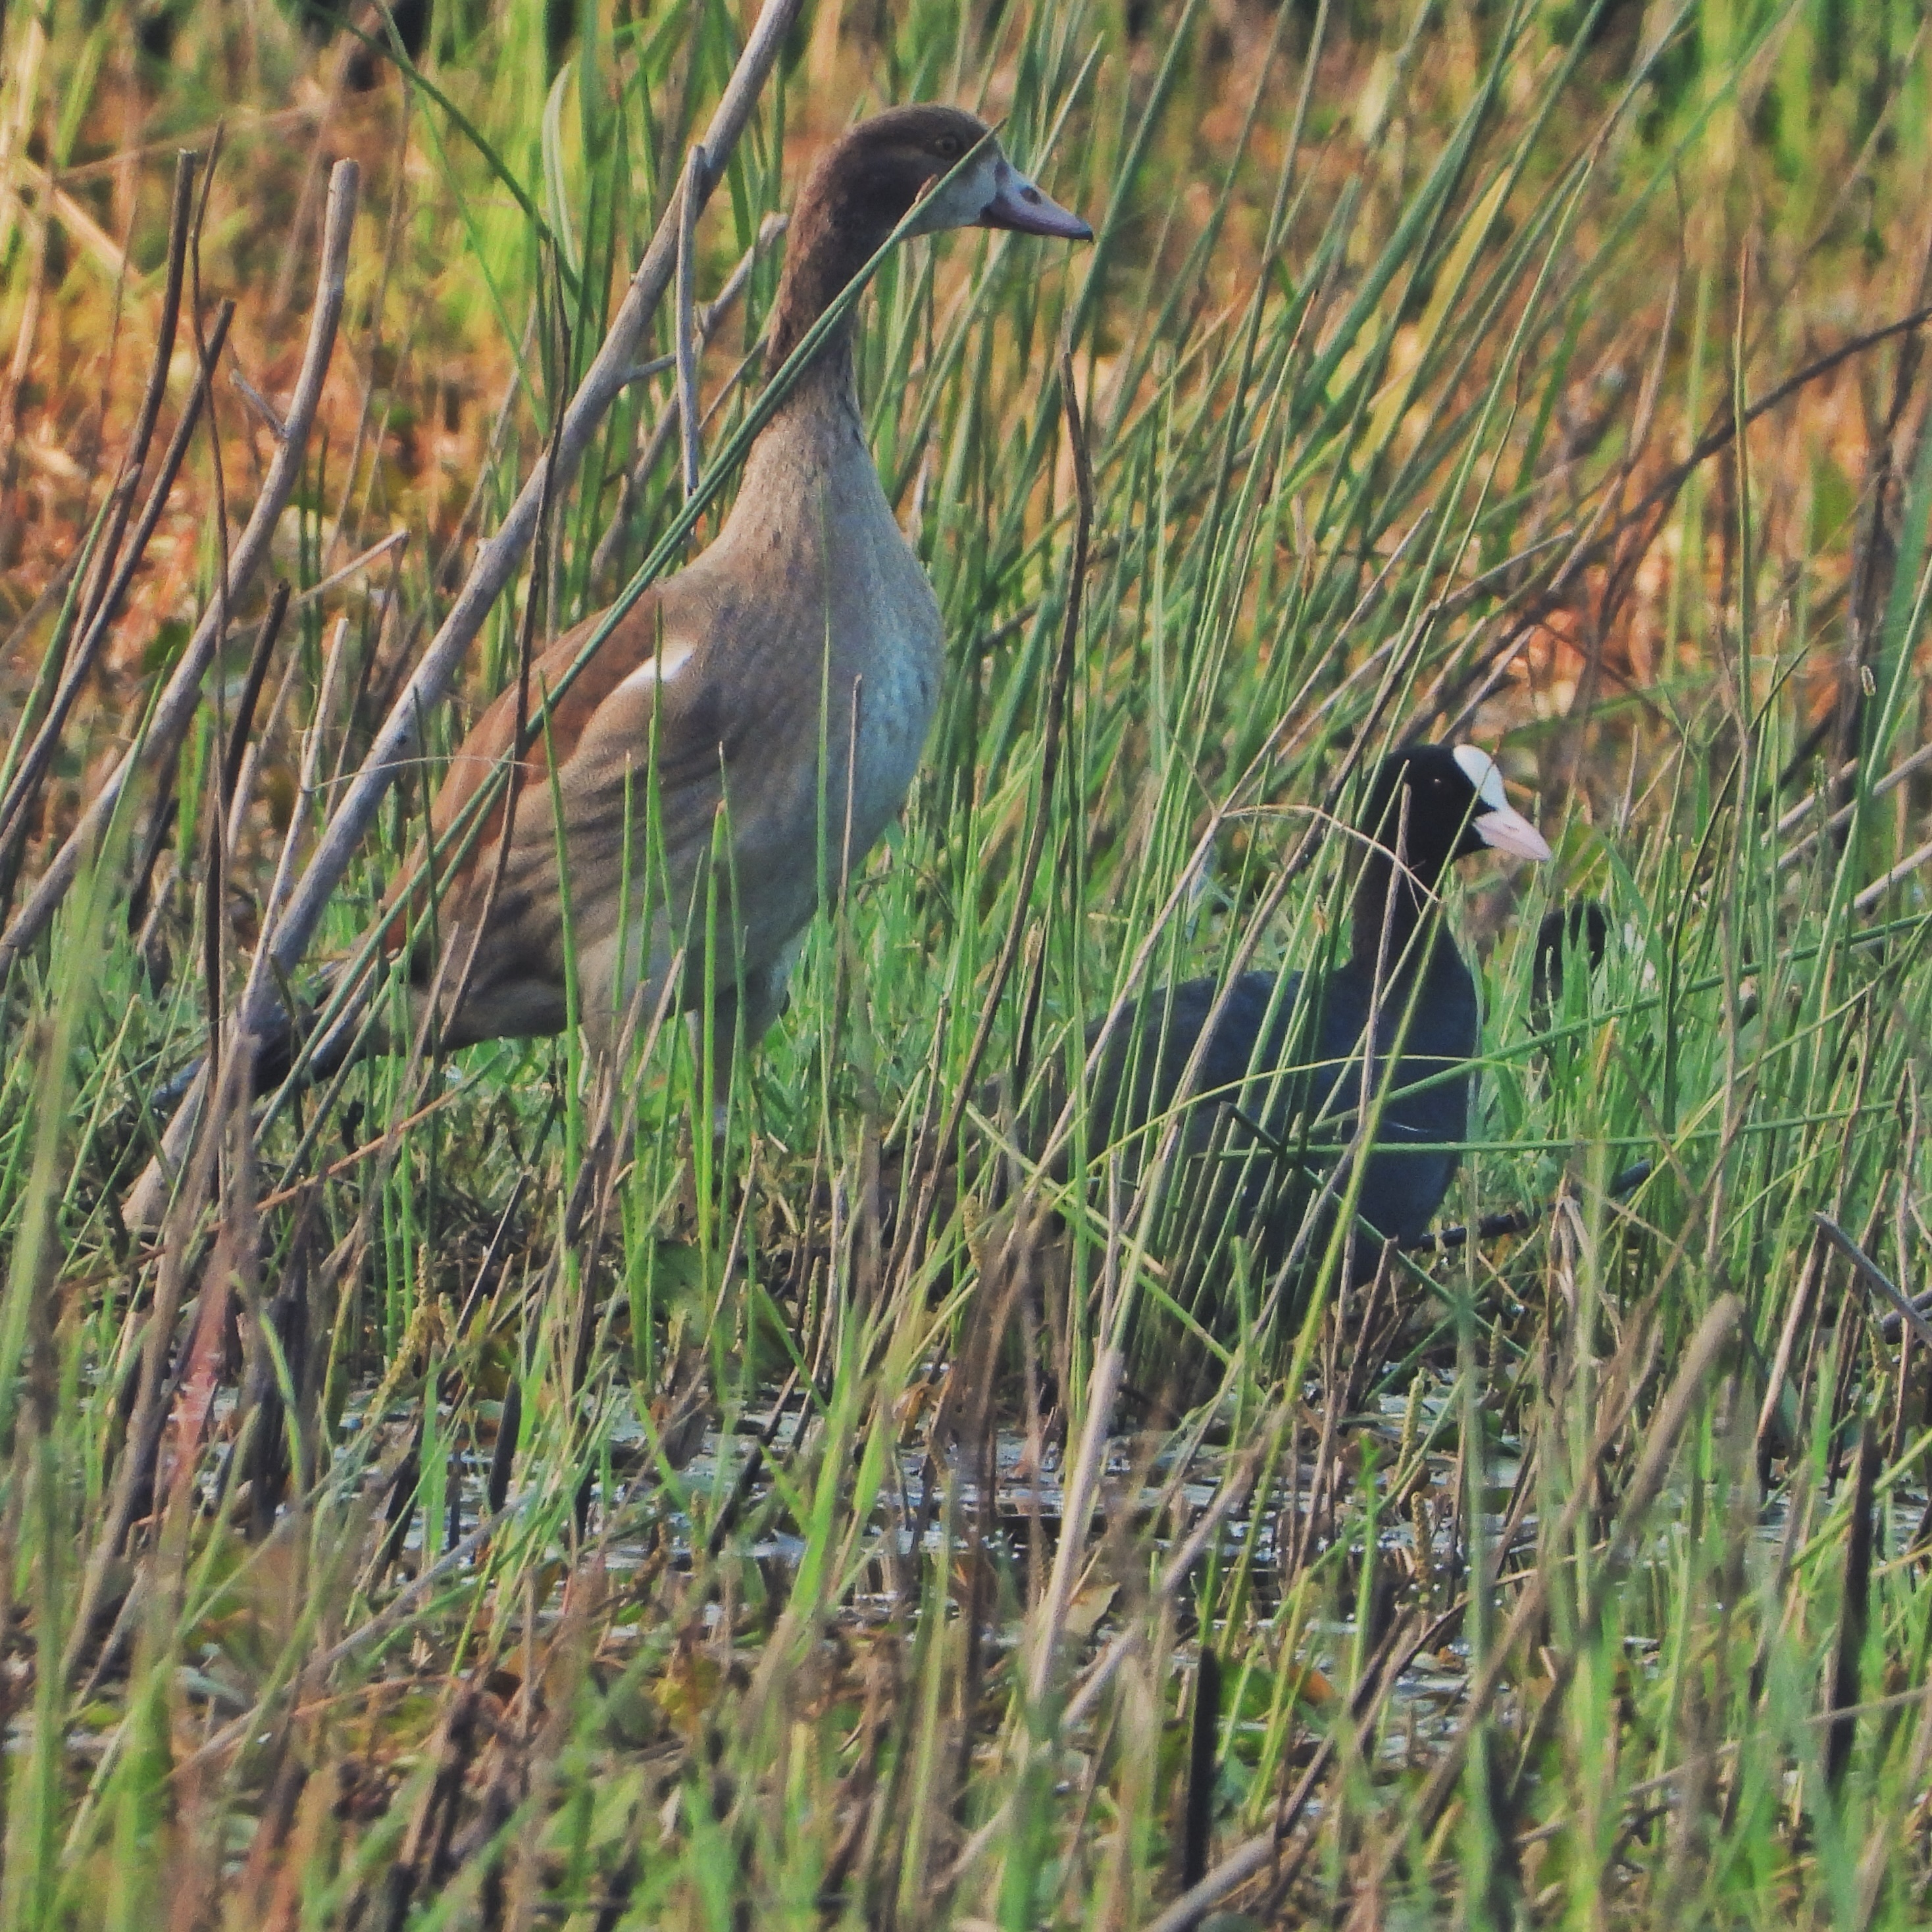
[1345,744,1550,965]
[1358,744,1552,877]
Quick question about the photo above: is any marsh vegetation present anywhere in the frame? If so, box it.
[3,0,1932,1923]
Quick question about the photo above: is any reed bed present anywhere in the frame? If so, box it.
[3,0,1932,1923]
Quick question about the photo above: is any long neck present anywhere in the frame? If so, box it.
[715,196,902,559]
[766,180,899,386]
[1348,842,1450,979]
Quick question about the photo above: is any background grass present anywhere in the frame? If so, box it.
[3,0,1932,1923]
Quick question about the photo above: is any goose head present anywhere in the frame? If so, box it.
[820,105,1092,243]
[769,106,1089,363]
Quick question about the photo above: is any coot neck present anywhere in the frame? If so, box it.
[1348,841,1454,980]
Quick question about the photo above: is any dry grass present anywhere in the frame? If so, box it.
[3,0,1932,1925]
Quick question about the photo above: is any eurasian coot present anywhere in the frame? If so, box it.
[1067,743,1551,1302]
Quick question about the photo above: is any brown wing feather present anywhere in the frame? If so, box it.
[379,584,727,982]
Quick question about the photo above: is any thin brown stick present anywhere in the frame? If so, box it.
[1435,301,1932,740]
[238,617,353,1065]
[1779,738,1932,871]
[175,1487,536,1777]
[74,151,198,634]
[1853,825,1932,914]
[324,83,414,565]
[1816,1213,1932,1349]
[1365,1296,1737,1870]
[59,1061,233,1683]
[1490,1298,1742,1820]
[1,161,360,977]
[675,143,706,501]
[1826,1425,1881,1790]
[1136,1608,1444,1932]
[588,212,788,585]
[2,157,193,787]
[219,581,292,841]
[204,572,288,1099]
[0,297,237,875]
[0,552,82,671]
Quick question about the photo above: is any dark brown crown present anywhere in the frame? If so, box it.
[767,107,996,365]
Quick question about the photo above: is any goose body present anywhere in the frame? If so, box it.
[409,352,946,1053]
[341,108,1090,1082]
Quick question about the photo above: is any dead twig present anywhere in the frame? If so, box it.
[1816,1212,1932,1349]
[1435,300,1932,743]
[675,143,706,501]
[0,151,199,898]
[0,297,236,884]
[0,159,360,977]
[588,212,787,585]
[74,153,199,636]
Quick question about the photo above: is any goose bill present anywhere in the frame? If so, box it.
[979,166,1092,240]
[1475,803,1552,862]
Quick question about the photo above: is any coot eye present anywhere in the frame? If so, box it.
[934,134,960,159]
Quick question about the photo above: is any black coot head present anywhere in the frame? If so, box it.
[1532,898,1610,1019]
[1358,744,1552,884]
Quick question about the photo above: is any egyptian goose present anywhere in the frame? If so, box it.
[284,108,1090,1100]
[1058,745,1551,1299]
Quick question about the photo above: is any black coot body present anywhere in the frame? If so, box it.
[1086,953,1479,1273]
[1071,744,1550,1302]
